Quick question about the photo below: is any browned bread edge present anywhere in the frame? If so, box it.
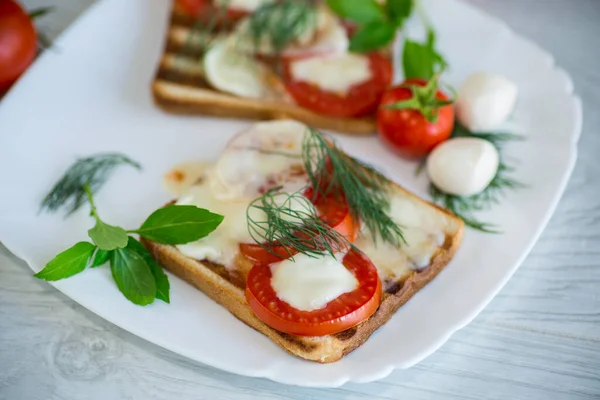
[140,186,464,363]
[152,81,378,135]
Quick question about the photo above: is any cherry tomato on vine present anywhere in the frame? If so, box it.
[0,0,38,91]
[377,78,455,159]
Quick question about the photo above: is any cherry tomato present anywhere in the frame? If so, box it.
[282,53,393,118]
[377,78,455,159]
[245,248,382,336]
[176,0,248,23]
[239,188,358,265]
[0,0,37,91]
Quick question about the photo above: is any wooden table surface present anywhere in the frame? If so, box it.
[2,1,599,399]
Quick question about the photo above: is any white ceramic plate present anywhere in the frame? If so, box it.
[0,0,581,387]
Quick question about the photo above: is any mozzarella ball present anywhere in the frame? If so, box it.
[426,137,500,196]
[456,72,518,132]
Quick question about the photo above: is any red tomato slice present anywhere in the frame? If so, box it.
[176,0,248,23]
[282,53,393,118]
[239,188,358,265]
[245,248,382,336]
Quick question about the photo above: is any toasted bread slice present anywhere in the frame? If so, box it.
[141,182,464,363]
[152,3,378,135]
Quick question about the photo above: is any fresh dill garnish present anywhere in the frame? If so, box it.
[245,0,317,55]
[302,128,405,246]
[245,128,405,260]
[427,124,524,232]
[451,122,524,149]
[429,163,524,233]
[247,188,351,259]
[40,153,141,216]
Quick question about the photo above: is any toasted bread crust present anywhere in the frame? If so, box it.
[152,4,379,135]
[141,183,464,363]
[152,81,378,135]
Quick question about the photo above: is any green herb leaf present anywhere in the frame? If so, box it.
[246,0,317,55]
[88,220,128,250]
[35,242,95,281]
[110,245,156,306]
[127,237,170,303]
[247,189,352,260]
[90,248,111,268]
[402,30,447,80]
[303,129,405,246]
[132,205,224,245]
[29,6,54,20]
[386,0,413,26]
[326,0,385,24]
[402,39,436,80]
[40,153,141,216]
[349,22,396,53]
[427,124,525,233]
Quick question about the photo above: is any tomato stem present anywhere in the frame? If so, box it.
[383,74,454,123]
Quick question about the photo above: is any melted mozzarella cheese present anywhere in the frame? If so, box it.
[270,253,357,311]
[211,120,307,200]
[355,234,412,282]
[163,161,210,197]
[290,53,371,94]
[214,0,273,12]
[176,179,315,268]
[388,194,447,269]
[174,122,314,268]
[175,184,264,267]
[354,191,447,281]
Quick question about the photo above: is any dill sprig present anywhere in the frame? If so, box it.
[247,188,351,259]
[429,163,524,233]
[245,0,317,55]
[40,153,141,216]
[245,128,405,260]
[428,124,524,232]
[451,122,524,149]
[303,128,405,246]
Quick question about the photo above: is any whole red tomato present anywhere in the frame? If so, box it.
[0,0,37,91]
[377,78,455,159]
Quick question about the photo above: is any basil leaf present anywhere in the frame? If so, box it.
[386,0,413,26]
[326,0,385,24]
[90,248,111,268]
[127,237,170,303]
[110,245,156,306]
[35,241,95,281]
[402,39,437,79]
[133,205,224,245]
[349,21,396,53]
[88,219,128,250]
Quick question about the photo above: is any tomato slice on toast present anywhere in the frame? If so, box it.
[240,188,358,264]
[245,248,382,336]
[282,53,393,118]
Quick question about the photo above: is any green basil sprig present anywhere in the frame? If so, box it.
[36,154,223,306]
[403,29,447,80]
[327,0,414,52]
